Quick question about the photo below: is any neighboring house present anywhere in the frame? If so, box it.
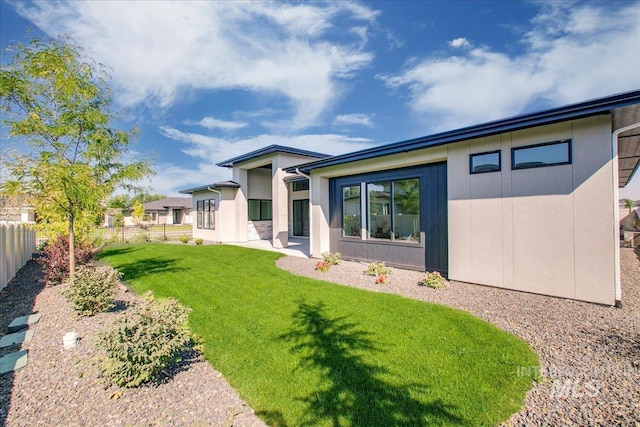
[0,198,36,225]
[181,90,640,306]
[123,197,193,225]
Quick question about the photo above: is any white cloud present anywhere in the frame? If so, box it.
[184,117,247,131]
[13,1,377,130]
[448,38,471,49]
[334,113,375,127]
[381,2,640,131]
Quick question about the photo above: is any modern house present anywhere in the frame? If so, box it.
[181,90,640,306]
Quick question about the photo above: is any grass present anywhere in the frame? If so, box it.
[99,244,538,427]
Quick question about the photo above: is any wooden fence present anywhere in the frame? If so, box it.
[1,224,36,290]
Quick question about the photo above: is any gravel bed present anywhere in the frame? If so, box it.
[0,258,266,427]
[1,249,638,426]
[277,248,640,426]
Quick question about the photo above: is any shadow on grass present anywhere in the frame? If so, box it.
[96,246,141,260]
[268,300,467,427]
[108,257,185,281]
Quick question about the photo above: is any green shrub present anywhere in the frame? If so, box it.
[97,291,193,388]
[314,261,331,272]
[63,265,120,316]
[129,231,149,243]
[321,251,341,265]
[364,261,392,277]
[38,235,95,286]
[195,238,203,245]
[419,271,448,289]
[179,235,190,244]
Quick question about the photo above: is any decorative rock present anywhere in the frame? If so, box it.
[0,350,28,375]
[0,329,34,348]
[7,313,42,333]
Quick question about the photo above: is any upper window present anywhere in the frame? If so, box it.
[292,180,309,192]
[342,185,361,237]
[197,199,215,229]
[470,151,501,174]
[248,199,272,221]
[512,140,571,170]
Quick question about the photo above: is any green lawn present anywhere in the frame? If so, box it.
[99,244,538,427]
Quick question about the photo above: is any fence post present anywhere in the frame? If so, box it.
[163,223,166,241]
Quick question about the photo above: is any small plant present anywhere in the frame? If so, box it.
[63,265,120,316]
[179,235,190,244]
[97,291,194,388]
[364,261,392,277]
[321,251,341,265]
[375,274,389,285]
[195,238,203,245]
[38,235,95,286]
[419,271,448,289]
[129,230,149,243]
[314,261,331,272]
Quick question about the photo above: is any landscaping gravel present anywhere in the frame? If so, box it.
[1,248,638,426]
[278,248,640,426]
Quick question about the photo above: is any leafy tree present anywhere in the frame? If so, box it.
[0,36,153,277]
[131,200,146,223]
[624,199,635,210]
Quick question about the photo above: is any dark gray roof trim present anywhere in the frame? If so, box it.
[286,90,640,176]
[216,144,330,168]
[178,181,240,194]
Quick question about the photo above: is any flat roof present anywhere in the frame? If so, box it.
[216,145,330,168]
[285,90,640,186]
[179,181,240,194]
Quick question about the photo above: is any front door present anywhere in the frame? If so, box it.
[173,209,181,224]
[293,199,309,237]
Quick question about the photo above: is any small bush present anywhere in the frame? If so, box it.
[97,291,193,388]
[375,274,389,285]
[129,231,149,243]
[194,238,203,245]
[322,251,341,265]
[63,265,120,316]
[314,261,331,272]
[38,235,95,286]
[179,235,190,244]
[364,261,392,277]
[419,271,448,289]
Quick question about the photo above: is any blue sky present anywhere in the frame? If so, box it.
[2,0,639,199]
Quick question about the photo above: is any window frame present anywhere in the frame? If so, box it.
[292,180,309,192]
[248,199,272,221]
[341,184,362,238]
[511,139,572,170]
[197,199,215,229]
[365,177,421,243]
[469,150,501,174]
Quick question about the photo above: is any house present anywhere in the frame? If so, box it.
[123,197,193,225]
[0,197,36,225]
[181,90,640,306]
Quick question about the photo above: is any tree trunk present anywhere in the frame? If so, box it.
[69,212,75,280]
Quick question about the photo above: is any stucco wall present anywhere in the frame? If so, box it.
[447,115,615,305]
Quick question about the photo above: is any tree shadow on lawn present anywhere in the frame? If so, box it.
[104,256,185,281]
[265,300,468,427]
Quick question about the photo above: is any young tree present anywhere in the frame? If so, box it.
[131,200,146,224]
[0,36,153,277]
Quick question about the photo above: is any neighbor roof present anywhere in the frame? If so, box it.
[285,90,640,186]
[143,197,191,211]
[216,145,330,168]
[179,181,241,194]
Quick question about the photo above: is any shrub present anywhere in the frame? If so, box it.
[321,251,341,265]
[97,291,193,388]
[419,271,448,289]
[38,235,95,286]
[129,230,149,243]
[364,261,392,277]
[314,261,331,272]
[179,235,190,244]
[195,238,203,245]
[63,265,120,316]
[375,274,389,285]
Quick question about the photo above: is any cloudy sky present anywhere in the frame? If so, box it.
[1,0,639,198]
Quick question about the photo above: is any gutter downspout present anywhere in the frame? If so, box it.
[295,168,313,258]
[207,186,222,243]
[611,121,640,308]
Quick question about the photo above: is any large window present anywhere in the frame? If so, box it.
[197,199,215,229]
[368,178,420,242]
[512,140,571,170]
[342,185,361,237]
[470,150,501,174]
[248,199,272,221]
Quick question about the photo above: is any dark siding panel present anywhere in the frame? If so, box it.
[329,162,447,274]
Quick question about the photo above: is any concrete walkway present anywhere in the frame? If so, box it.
[226,236,310,258]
